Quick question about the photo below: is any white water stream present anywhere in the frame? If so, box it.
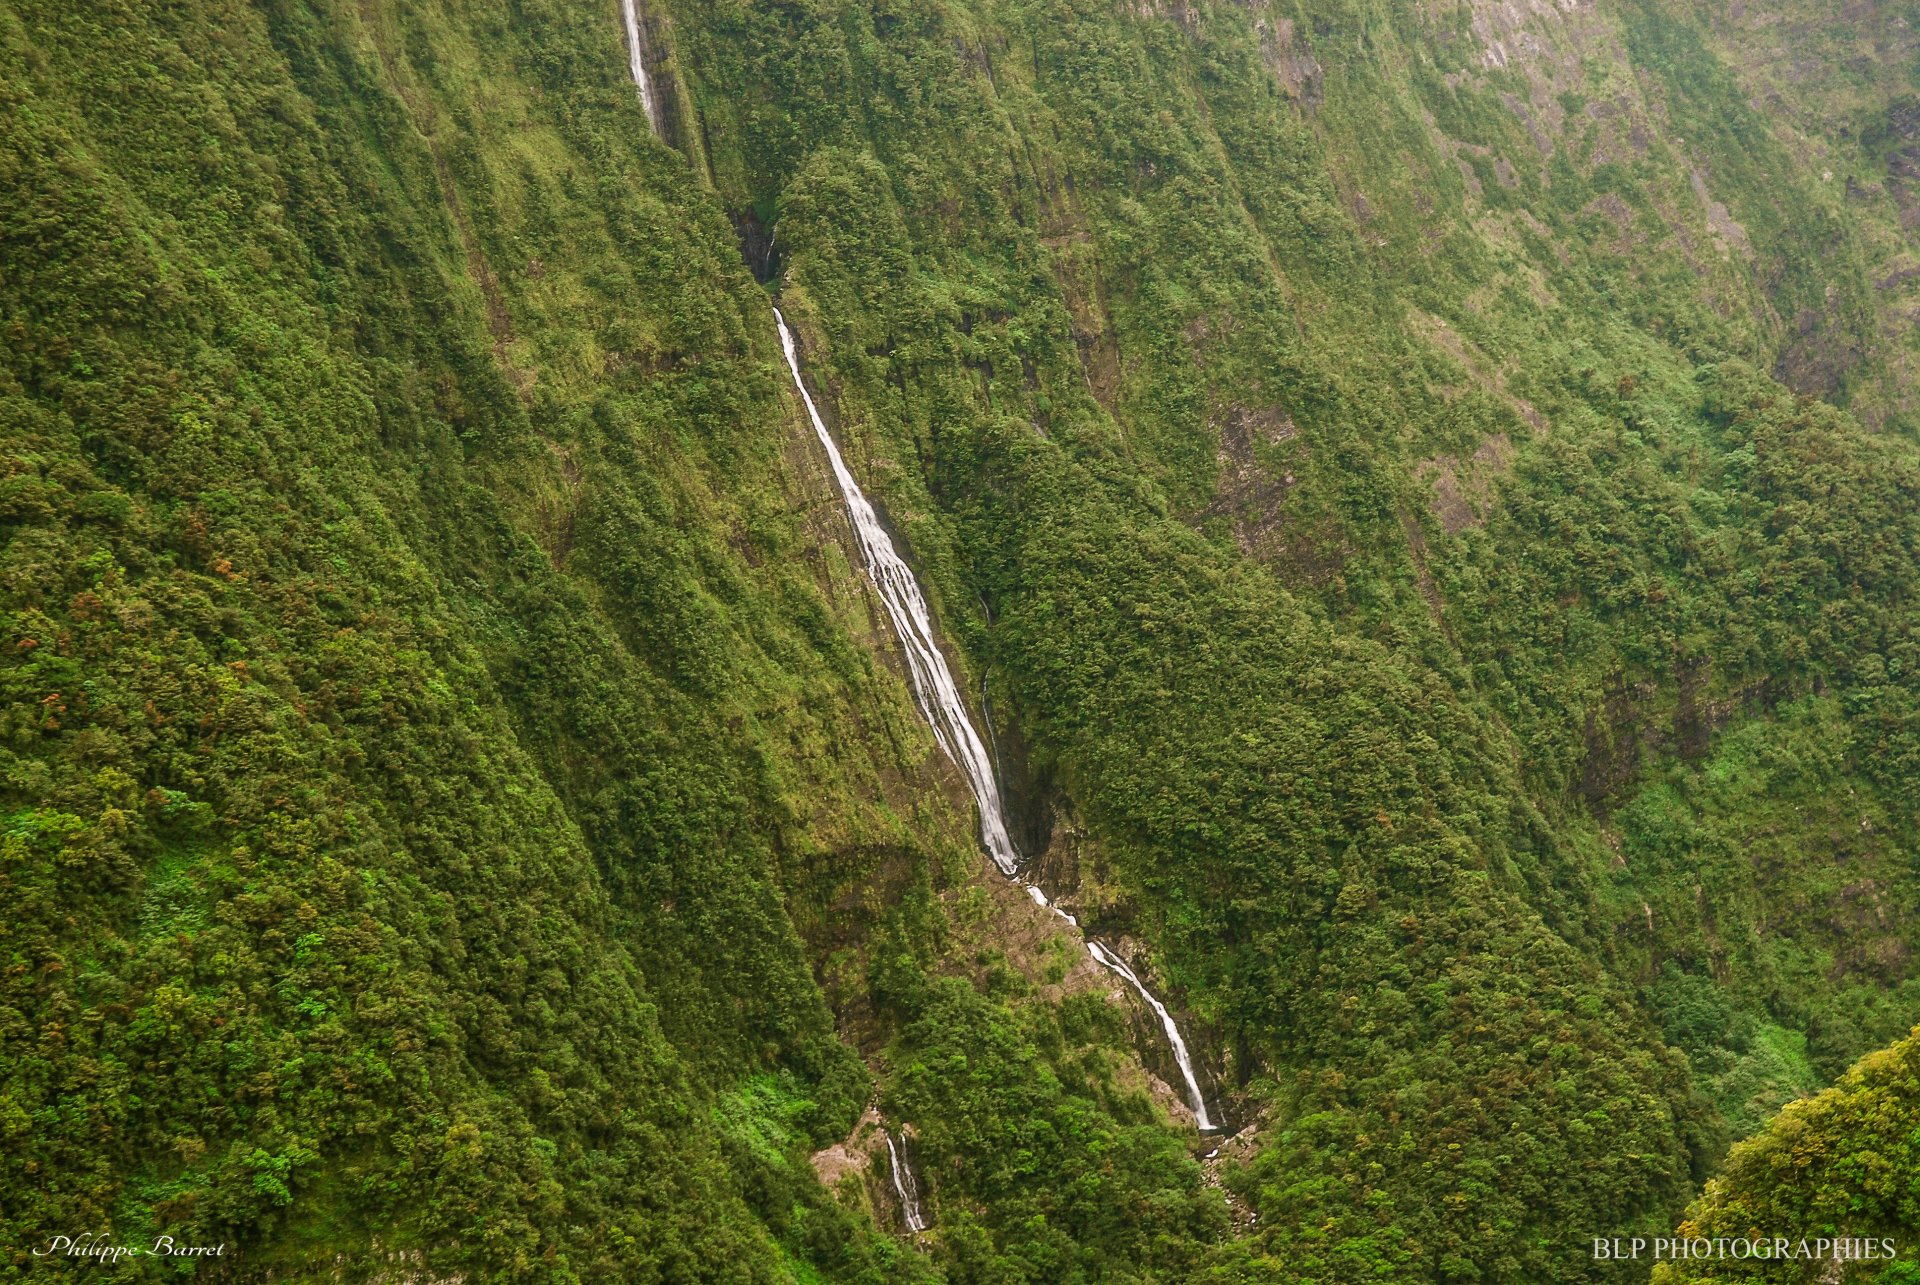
[886,1131,930,1233]
[773,309,1220,1133]
[1086,942,1219,1131]
[775,309,1021,876]
[619,0,657,130]
[615,0,1220,1142]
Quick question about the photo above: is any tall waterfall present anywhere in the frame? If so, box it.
[619,0,657,130]
[772,308,1219,1133]
[885,1131,930,1234]
[774,308,1020,876]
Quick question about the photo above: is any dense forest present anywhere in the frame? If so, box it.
[4,0,1920,1281]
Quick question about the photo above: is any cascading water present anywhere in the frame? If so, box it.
[774,308,1021,875]
[619,0,657,130]
[614,0,1221,1141]
[772,308,1219,1133]
[1086,942,1218,1132]
[885,1131,930,1234]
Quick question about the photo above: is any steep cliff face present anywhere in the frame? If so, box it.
[4,1,1920,1282]
[0,1,904,1276]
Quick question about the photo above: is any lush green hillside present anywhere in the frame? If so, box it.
[1653,1025,1920,1285]
[4,0,1919,1281]
[0,0,1213,1279]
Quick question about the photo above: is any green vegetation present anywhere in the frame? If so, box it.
[0,0,961,1277]
[6,0,1920,1281]
[1654,1027,1920,1284]
[670,0,1920,1277]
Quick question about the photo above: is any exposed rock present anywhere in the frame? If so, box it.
[810,1103,884,1189]
[1254,13,1323,105]
[1690,168,1754,257]
[1408,308,1550,434]
[1195,402,1301,557]
[1418,433,1515,535]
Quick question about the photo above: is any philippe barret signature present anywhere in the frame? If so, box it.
[33,1232,229,1265]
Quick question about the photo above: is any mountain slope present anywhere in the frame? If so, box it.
[4,1,1920,1282]
[658,0,1920,1278]
[1,1,1221,1279]
[1654,1024,1920,1284]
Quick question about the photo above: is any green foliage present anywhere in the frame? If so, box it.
[886,960,1229,1282]
[8,0,1920,1280]
[0,0,960,1277]
[665,0,1920,1279]
[1654,1027,1920,1284]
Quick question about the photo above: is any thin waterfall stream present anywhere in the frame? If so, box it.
[885,1131,930,1234]
[618,0,657,130]
[774,309,1020,876]
[617,2,1220,1141]
[774,310,1220,1134]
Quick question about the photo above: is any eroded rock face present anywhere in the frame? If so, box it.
[1258,13,1325,105]
[1197,403,1301,558]
[1691,169,1754,257]
[1470,0,1595,78]
[810,1104,884,1189]
[1419,432,1515,535]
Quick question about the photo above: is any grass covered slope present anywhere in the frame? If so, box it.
[1,1,1234,1280]
[0,0,897,1276]
[0,0,1274,1275]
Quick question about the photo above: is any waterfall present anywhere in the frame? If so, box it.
[619,0,657,131]
[775,307,1020,875]
[772,306,1220,1133]
[885,1131,930,1234]
[609,0,1219,1150]
[1086,942,1219,1132]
